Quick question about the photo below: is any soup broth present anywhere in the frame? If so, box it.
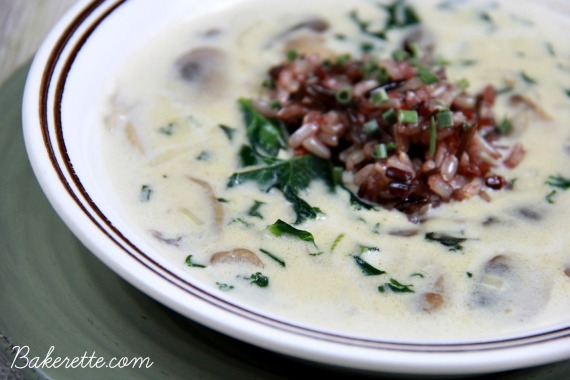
[102,0,570,342]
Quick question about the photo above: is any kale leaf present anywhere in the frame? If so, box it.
[546,175,570,190]
[267,219,317,247]
[239,98,286,158]
[228,154,332,224]
[353,256,386,276]
[425,232,466,252]
[229,100,373,224]
[378,278,415,293]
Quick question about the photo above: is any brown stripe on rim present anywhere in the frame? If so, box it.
[38,0,570,355]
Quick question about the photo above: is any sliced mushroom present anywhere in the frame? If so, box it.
[267,17,329,46]
[151,230,183,247]
[564,264,570,278]
[175,47,226,95]
[187,176,225,233]
[210,248,264,267]
[417,276,445,313]
[470,254,552,319]
[388,229,419,237]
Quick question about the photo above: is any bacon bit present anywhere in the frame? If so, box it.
[503,143,525,169]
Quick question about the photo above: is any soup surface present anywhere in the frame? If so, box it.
[102,0,570,342]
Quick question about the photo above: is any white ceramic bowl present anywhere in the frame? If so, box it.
[22,0,570,375]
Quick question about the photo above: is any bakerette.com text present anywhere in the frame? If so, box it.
[11,345,153,369]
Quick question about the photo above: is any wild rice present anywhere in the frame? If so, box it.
[253,44,526,220]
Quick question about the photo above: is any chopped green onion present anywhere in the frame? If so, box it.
[382,108,397,124]
[436,110,454,128]
[392,49,411,61]
[497,117,512,135]
[332,166,344,186]
[286,49,299,61]
[372,144,388,160]
[565,89,570,99]
[335,86,353,104]
[408,41,420,59]
[416,66,439,85]
[335,53,351,65]
[363,119,380,134]
[428,117,437,158]
[456,78,470,91]
[269,99,281,109]
[330,233,345,253]
[334,33,346,40]
[376,67,390,84]
[397,109,418,124]
[370,88,389,105]
[362,60,379,78]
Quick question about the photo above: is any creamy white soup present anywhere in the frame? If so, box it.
[102,0,570,342]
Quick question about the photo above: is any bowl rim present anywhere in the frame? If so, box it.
[22,0,570,375]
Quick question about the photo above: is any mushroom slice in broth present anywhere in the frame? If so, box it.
[210,249,264,267]
[469,255,552,320]
[175,47,227,96]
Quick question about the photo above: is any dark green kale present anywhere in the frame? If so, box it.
[349,0,420,41]
[216,282,234,291]
[239,98,286,158]
[139,185,153,202]
[248,200,265,219]
[247,272,269,287]
[267,219,317,247]
[228,154,332,224]
[378,278,415,293]
[353,256,386,276]
[185,255,206,268]
[238,145,259,167]
[546,175,570,190]
[425,232,467,252]
[219,124,236,141]
[259,248,286,267]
